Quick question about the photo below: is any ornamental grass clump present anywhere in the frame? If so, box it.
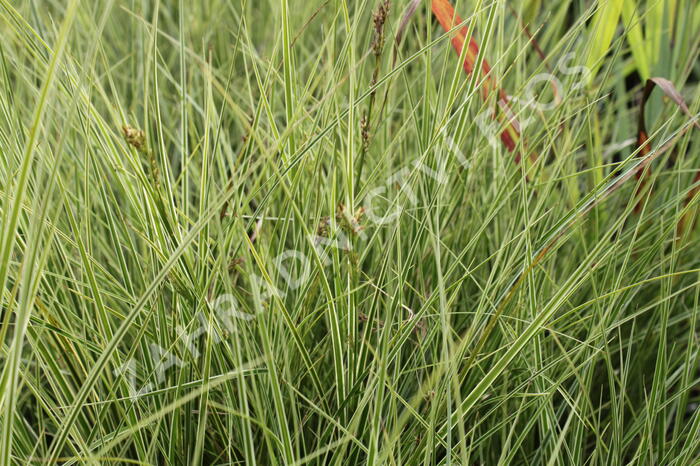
[1,1,700,464]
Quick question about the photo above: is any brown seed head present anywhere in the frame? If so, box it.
[371,1,390,56]
[360,113,370,149]
[122,124,146,152]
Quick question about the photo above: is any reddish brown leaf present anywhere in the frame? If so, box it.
[396,0,421,46]
[634,77,700,216]
[431,0,524,158]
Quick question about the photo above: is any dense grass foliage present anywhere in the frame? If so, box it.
[1,0,700,464]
